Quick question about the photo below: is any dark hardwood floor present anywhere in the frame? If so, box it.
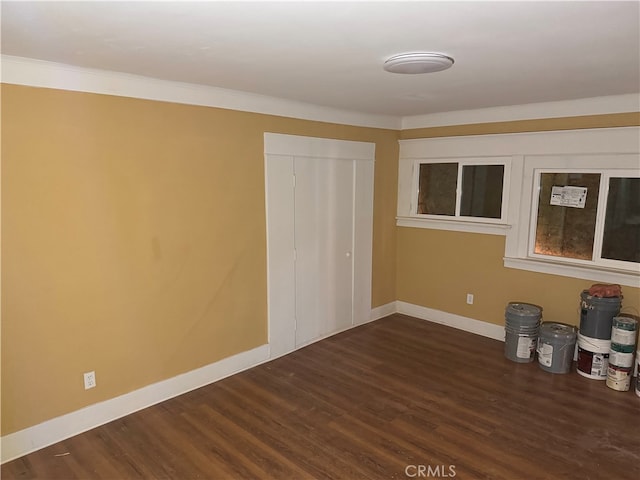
[3,314,639,480]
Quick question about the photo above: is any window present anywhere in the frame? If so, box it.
[397,127,640,286]
[506,152,640,286]
[533,172,601,261]
[460,164,505,219]
[417,162,505,219]
[528,169,639,272]
[602,177,640,264]
[399,157,510,234]
[417,163,457,215]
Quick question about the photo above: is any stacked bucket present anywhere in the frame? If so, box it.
[504,303,542,363]
[576,290,621,380]
[607,317,638,392]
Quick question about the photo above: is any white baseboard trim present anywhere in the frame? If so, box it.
[396,301,505,342]
[369,302,397,321]
[1,303,503,464]
[0,344,270,464]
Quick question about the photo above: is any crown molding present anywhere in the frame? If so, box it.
[2,55,637,132]
[401,94,640,130]
[0,55,401,130]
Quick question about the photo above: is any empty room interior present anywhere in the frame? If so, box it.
[2,2,640,479]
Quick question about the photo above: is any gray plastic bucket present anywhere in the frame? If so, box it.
[537,322,577,374]
[505,303,542,328]
[579,290,620,340]
[504,303,542,363]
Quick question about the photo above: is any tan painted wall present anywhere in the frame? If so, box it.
[0,84,398,434]
[3,82,638,436]
[397,114,640,328]
[397,228,640,326]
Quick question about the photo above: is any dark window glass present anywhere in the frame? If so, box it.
[601,177,640,263]
[417,163,457,215]
[460,165,504,218]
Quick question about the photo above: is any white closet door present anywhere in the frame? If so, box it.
[293,156,354,346]
[265,133,374,359]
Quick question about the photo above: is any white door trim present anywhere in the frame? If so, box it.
[264,133,375,359]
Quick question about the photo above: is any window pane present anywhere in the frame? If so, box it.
[534,173,600,260]
[601,177,640,263]
[417,163,457,215]
[460,165,504,218]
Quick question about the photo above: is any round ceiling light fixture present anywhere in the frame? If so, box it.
[383,52,454,74]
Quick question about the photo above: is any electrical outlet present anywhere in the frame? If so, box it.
[466,293,474,305]
[83,371,96,390]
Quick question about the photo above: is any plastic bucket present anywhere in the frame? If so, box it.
[610,316,638,347]
[537,322,577,374]
[579,291,620,340]
[505,303,542,328]
[576,333,610,380]
[504,303,541,363]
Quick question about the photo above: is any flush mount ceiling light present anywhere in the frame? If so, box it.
[383,52,454,74]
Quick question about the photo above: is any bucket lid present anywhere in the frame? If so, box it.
[506,303,542,317]
[540,322,577,339]
[612,316,638,328]
[580,290,621,304]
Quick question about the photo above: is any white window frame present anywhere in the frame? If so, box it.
[397,127,640,287]
[505,154,640,287]
[398,156,511,235]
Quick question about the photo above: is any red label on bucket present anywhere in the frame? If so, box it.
[577,347,608,379]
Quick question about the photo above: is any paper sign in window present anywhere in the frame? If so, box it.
[550,186,587,208]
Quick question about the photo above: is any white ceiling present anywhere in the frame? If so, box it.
[2,1,639,118]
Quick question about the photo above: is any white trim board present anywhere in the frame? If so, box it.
[375,301,505,342]
[264,133,375,359]
[395,301,505,342]
[3,55,636,131]
[401,94,640,130]
[1,302,389,463]
[0,344,270,464]
[0,55,400,130]
[370,302,397,321]
[1,302,504,463]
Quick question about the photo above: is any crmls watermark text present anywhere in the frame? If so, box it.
[405,464,457,478]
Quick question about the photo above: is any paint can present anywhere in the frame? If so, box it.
[504,303,542,363]
[636,349,640,398]
[610,316,638,347]
[579,290,621,340]
[579,290,621,339]
[536,322,577,374]
[607,321,637,392]
[607,363,633,392]
[576,333,610,380]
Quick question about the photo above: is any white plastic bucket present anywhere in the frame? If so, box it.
[576,333,611,380]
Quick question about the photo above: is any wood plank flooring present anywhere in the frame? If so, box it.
[3,314,639,480]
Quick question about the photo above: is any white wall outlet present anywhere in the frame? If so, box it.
[83,371,96,390]
[466,293,474,305]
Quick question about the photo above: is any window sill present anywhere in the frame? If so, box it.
[397,216,511,236]
[503,256,640,288]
